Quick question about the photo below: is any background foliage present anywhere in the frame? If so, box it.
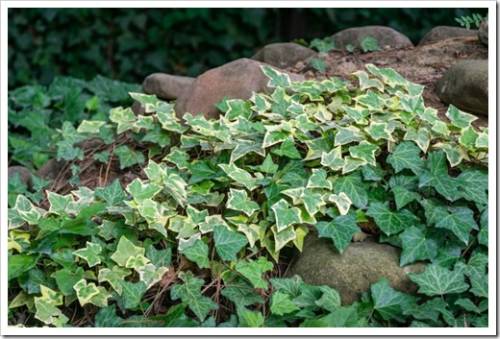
[8,8,487,88]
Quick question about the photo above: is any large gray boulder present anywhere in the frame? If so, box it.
[478,19,488,46]
[175,58,304,119]
[143,73,195,101]
[331,26,413,51]
[252,42,317,69]
[288,235,425,305]
[419,26,477,46]
[436,59,488,116]
[8,166,32,188]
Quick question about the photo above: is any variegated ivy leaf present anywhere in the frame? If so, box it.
[226,189,260,217]
[434,142,466,167]
[431,120,450,137]
[136,199,169,237]
[262,129,290,148]
[125,254,150,271]
[231,139,266,163]
[342,156,368,174]
[136,263,168,289]
[129,92,160,113]
[404,127,430,153]
[301,189,325,216]
[98,266,131,295]
[223,98,253,120]
[73,279,110,307]
[343,106,370,125]
[305,137,331,160]
[235,257,273,289]
[386,141,424,174]
[184,113,230,142]
[237,223,261,248]
[417,107,439,124]
[272,224,297,252]
[458,126,479,149]
[354,91,384,111]
[315,213,360,253]
[126,178,162,202]
[156,101,187,133]
[73,241,102,267]
[34,286,68,327]
[321,146,344,171]
[47,191,75,216]
[274,137,302,159]
[367,202,419,236]
[348,141,379,166]
[334,126,364,146]
[271,199,302,232]
[219,163,259,191]
[109,106,137,134]
[445,105,478,129]
[114,145,145,170]
[250,92,271,114]
[213,224,248,261]
[475,128,488,148]
[353,70,384,92]
[111,236,146,267]
[365,63,408,88]
[164,172,188,207]
[144,160,167,184]
[163,147,190,170]
[365,121,394,142]
[14,195,45,225]
[199,215,227,234]
[76,120,106,134]
[327,192,352,215]
[169,215,197,239]
[307,168,332,190]
[261,65,292,88]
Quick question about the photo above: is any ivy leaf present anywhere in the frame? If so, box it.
[114,145,145,169]
[213,225,248,261]
[367,202,419,236]
[327,192,352,215]
[109,107,136,134]
[73,279,110,307]
[164,172,188,207]
[34,286,67,327]
[315,214,360,253]
[120,281,147,310]
[435,206,478,245]
[94,305,123,327]
[237,307,265,327]
[8,254,38,281]
[272,137,302,159]
[76,120,106,134]
[399,226,438,266]
[333,172,368,209]
[221,279,264,306]
[419,151,459,201]
[52,267,85,296]
[179,237,210,269]
[387,141,424,174]
[224,99,253,120]
[409,264,469,296]
[321,146,344,171]
[73,241,102,267]
[47,192,74,216]
[219,163,259,191]
[334,126,364,146]
[270,291,299,315]
[348,141,379,166]
[171,271,218,321]
[365,121,394,141]
[271,199,302,232]
[235,257,273,289]
[371,279,415,321]
[392,186,420,210]
[445,105,477,128]
[315,286,341,312]
[95,179,126,206]
[111,236,146,267]
[353,70,384,92]
[261,65,291,88]
[457,169,488,205]
[307,168,332,190]
[14,194,44,225]
[226,189,260,217]
[98,266,131,295]
[257,154,278,174]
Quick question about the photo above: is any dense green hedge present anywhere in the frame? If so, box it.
[8,8,486,87]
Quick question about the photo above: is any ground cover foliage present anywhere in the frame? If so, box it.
[8,65,488,328]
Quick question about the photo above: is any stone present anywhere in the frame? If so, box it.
[478,19,488,46]
[331,26,413,51]
[436,59,488,116]
[419,26,477,46]
[175,58,304,119]
[143,73,195,100]
[36,159,66,180]
[288,235,425,305]
[252,42,317,69]
[8,166,32,188]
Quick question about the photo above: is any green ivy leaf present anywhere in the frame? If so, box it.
[179,236,210,269]
[270,291,299,315]
[333,172,368,209]
[435,206,478,245]
[387,141,424,174]
[367,202,419,236]
[399,226,438,266]
[409,264,469,296]
[371,279,415,321]
[235,257,273,289]
[315,214,360,253]
[213,225,248,261]
[114,145,145,169]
